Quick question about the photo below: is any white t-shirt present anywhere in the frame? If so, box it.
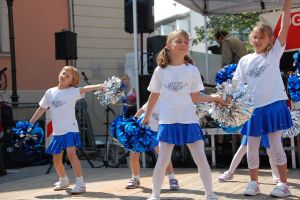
[233,39,287,108]
[39,87,84,135]
[147,64,204,124]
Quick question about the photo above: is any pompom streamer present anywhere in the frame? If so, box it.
[110,115,158,152]
[288,74,300,102]
[215,64,237,84]
[282,110,300,138]
[288,51,300,102]
[195,103,210,119]
[94,76,126,106]
[210,80,254,127]
[11,121,44,151]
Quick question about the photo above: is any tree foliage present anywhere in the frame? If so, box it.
[193,12,261,47]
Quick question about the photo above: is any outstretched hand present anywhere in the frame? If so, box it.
[98,84,106,91]
[211,94,228,106]
[141,115,150,127]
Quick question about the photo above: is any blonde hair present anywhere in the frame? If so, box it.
[59,66,80,87]
[249,22,274,52]
[156,30,194,68]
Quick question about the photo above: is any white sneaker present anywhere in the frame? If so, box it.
[205,192,219,200]
[270,182,291,198]
[71,184,86,194]
[218,171,233,182]
[244,181,260,196]
[53,179,69,191]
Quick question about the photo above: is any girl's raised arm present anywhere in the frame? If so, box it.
[278,0,294,45]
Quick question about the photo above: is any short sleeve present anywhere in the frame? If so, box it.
[39,89,51,109]
[191,66,204,93]
[233,58,246,84]
[74,87,84,100]
[269,38,286,62]
[147,67,161,93]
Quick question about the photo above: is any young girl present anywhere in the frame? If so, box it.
[30,66,105,194]
[142,30,226,200]
[121,74,137,118]
[233,0,294,197]
[218,135,279,183]
[125,101,179,190]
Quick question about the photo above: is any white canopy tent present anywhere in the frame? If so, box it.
[174,0,300,82]
[174,0,300,15]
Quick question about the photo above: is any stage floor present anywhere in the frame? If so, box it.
[0,161,299,200]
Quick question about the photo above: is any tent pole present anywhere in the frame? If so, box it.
[204,15,209,83]
[133,0,145,168]
[133,0,140,110]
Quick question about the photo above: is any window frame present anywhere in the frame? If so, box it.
[0,0,10,54]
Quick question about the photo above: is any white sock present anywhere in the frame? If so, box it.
[60,176,68,181]
[167,173,176,181]
[132,175,140,180]
[76,176,85,186]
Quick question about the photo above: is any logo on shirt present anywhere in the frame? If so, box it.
[246,64,269,78]
[51,100,66,108]
[163,82,188,92]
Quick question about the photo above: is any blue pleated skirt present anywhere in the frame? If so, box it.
[46,132,82,155]
[241,134,270,148]
[157,123,204,145]
[240,100,293,137]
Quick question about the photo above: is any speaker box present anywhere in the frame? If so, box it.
[124,0,154,34]
[139,75,152,106]
[147,35,167,74]
[0,103,13,132]
[55,31,77,60]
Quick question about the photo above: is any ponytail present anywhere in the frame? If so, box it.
[184,55,194,65]
[156,47,172,68]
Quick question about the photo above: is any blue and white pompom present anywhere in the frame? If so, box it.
[210,80,254,127]
[282,110,300,138]
[11,121,44,151]
[288,74,300,102]
[110,115,158,152]
[94,76,126,106]
[288,51,300,102]
[293,50,300,69]
[195,103,211,119]
[221,125,242,133]
[215,64,237,84]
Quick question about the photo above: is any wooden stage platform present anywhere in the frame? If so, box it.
[0,163,299,200]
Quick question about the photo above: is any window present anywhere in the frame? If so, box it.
[0,0,9,53]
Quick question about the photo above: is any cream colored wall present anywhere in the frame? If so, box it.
[73,0,134,82]
[73,0,136,135]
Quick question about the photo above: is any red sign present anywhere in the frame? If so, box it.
[274,11,300,50]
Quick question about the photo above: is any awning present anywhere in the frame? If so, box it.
[174,0,300,15]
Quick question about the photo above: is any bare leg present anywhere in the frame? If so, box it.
[53,152,66,178]
[66,147,83,177]
[129,151,141,177]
